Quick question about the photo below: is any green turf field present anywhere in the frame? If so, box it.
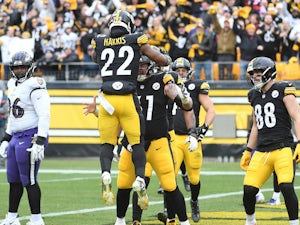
[0,158,299,225]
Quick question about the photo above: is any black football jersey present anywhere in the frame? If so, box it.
[166,72,181,131]
[137,72,176,141]
[249,82,296,151]
[93,32,148,94]
[174,80,210,135]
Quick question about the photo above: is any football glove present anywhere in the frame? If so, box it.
[0,141,9,158]
[175,84,190,105]
[240,148,252,171]
[197,123,209,141]
[27,143,44,163]
[293,142,300,164]
[185,128,199,151]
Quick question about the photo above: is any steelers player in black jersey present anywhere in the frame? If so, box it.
[115,52,198,225]
[240,56,300,225]
[90,10,172,206]
[171,57,215,222]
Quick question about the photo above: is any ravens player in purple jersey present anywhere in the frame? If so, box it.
[90,10,172,206]
[0,51,50,225]
[115,52,198,225]
[240,56,300,225]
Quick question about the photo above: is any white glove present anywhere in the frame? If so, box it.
[175,85,190,104]
[184,135,198,151]
[27,143,44,163]
[0,141,9,158]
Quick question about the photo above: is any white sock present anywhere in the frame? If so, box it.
[256,190,262,196]
[7,212,18,219]
[180,220,190,225]
[272,191,280,200]
[116,217,125,223]
[290,219,299,225]
[30,214,42,222]
[246,213,256,222]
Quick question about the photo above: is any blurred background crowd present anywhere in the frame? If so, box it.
[0,0,299,81]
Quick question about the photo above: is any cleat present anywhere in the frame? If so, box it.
[190,199,200,222]
[245,220,257,225]
[255,191,265,204]
[157,185,164,194]
[132,176,148,210]
[114,218,126,225]
[166,218,176,225]
[132,220,141,225]
[0,216,21,225]
[26,219,45,225]
[266,198,280,205]
[102,172,114,205]
[182,174,190,192]
[157,210,168,224]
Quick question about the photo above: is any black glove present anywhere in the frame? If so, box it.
[197,123,209,141]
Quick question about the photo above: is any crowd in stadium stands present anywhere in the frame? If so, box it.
[0,0,299,81]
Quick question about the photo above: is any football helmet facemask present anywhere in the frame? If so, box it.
[138,55,152,82]
[172,57,193,83]
[247,56,276,90]
[10,51,35,83]
[109,10,136,37]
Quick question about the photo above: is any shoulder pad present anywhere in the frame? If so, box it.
[281,81,296,96]
[200,81,210,91]
[137,34,149,46]
[26,77,47,89]
[163,73,175,84]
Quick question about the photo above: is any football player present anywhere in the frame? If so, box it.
[90,10,172,206]
[240,56,300,225]
[170,57,215,222]
[115,53,198,225]
[0,51,50,225]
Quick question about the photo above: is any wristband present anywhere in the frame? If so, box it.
[93,106,99,117]
[36,136,46,145]
[1,133,12,142]
[245,146,253,152]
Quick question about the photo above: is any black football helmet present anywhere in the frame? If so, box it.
[247,56,277,90]
[108,10,136,37]
[10,51,35,83]
[172,57,193,82]
[137,55,152,82]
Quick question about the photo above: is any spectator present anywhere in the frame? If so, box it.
[0,26,20,80]
[61,22,78,50]
[79,44,99,81]
[279,18,294,62]
[233,19,263,80]
[165,22,189,61]
[34,0,57,21]
[211,8,236,80]
[84,0,109,20]
[36,46,58,78]
[55,45,80,80]
[187,22,214,81]
[256,13,280,61]
[147,15,168,49]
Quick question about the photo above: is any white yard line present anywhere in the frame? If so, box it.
[1,169,300,222]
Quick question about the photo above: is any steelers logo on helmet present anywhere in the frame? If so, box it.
[109,10,136,37]
[9,51,36,83]
[112,81,124,90]
[247,57,277,91]
[172,57,192,83]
